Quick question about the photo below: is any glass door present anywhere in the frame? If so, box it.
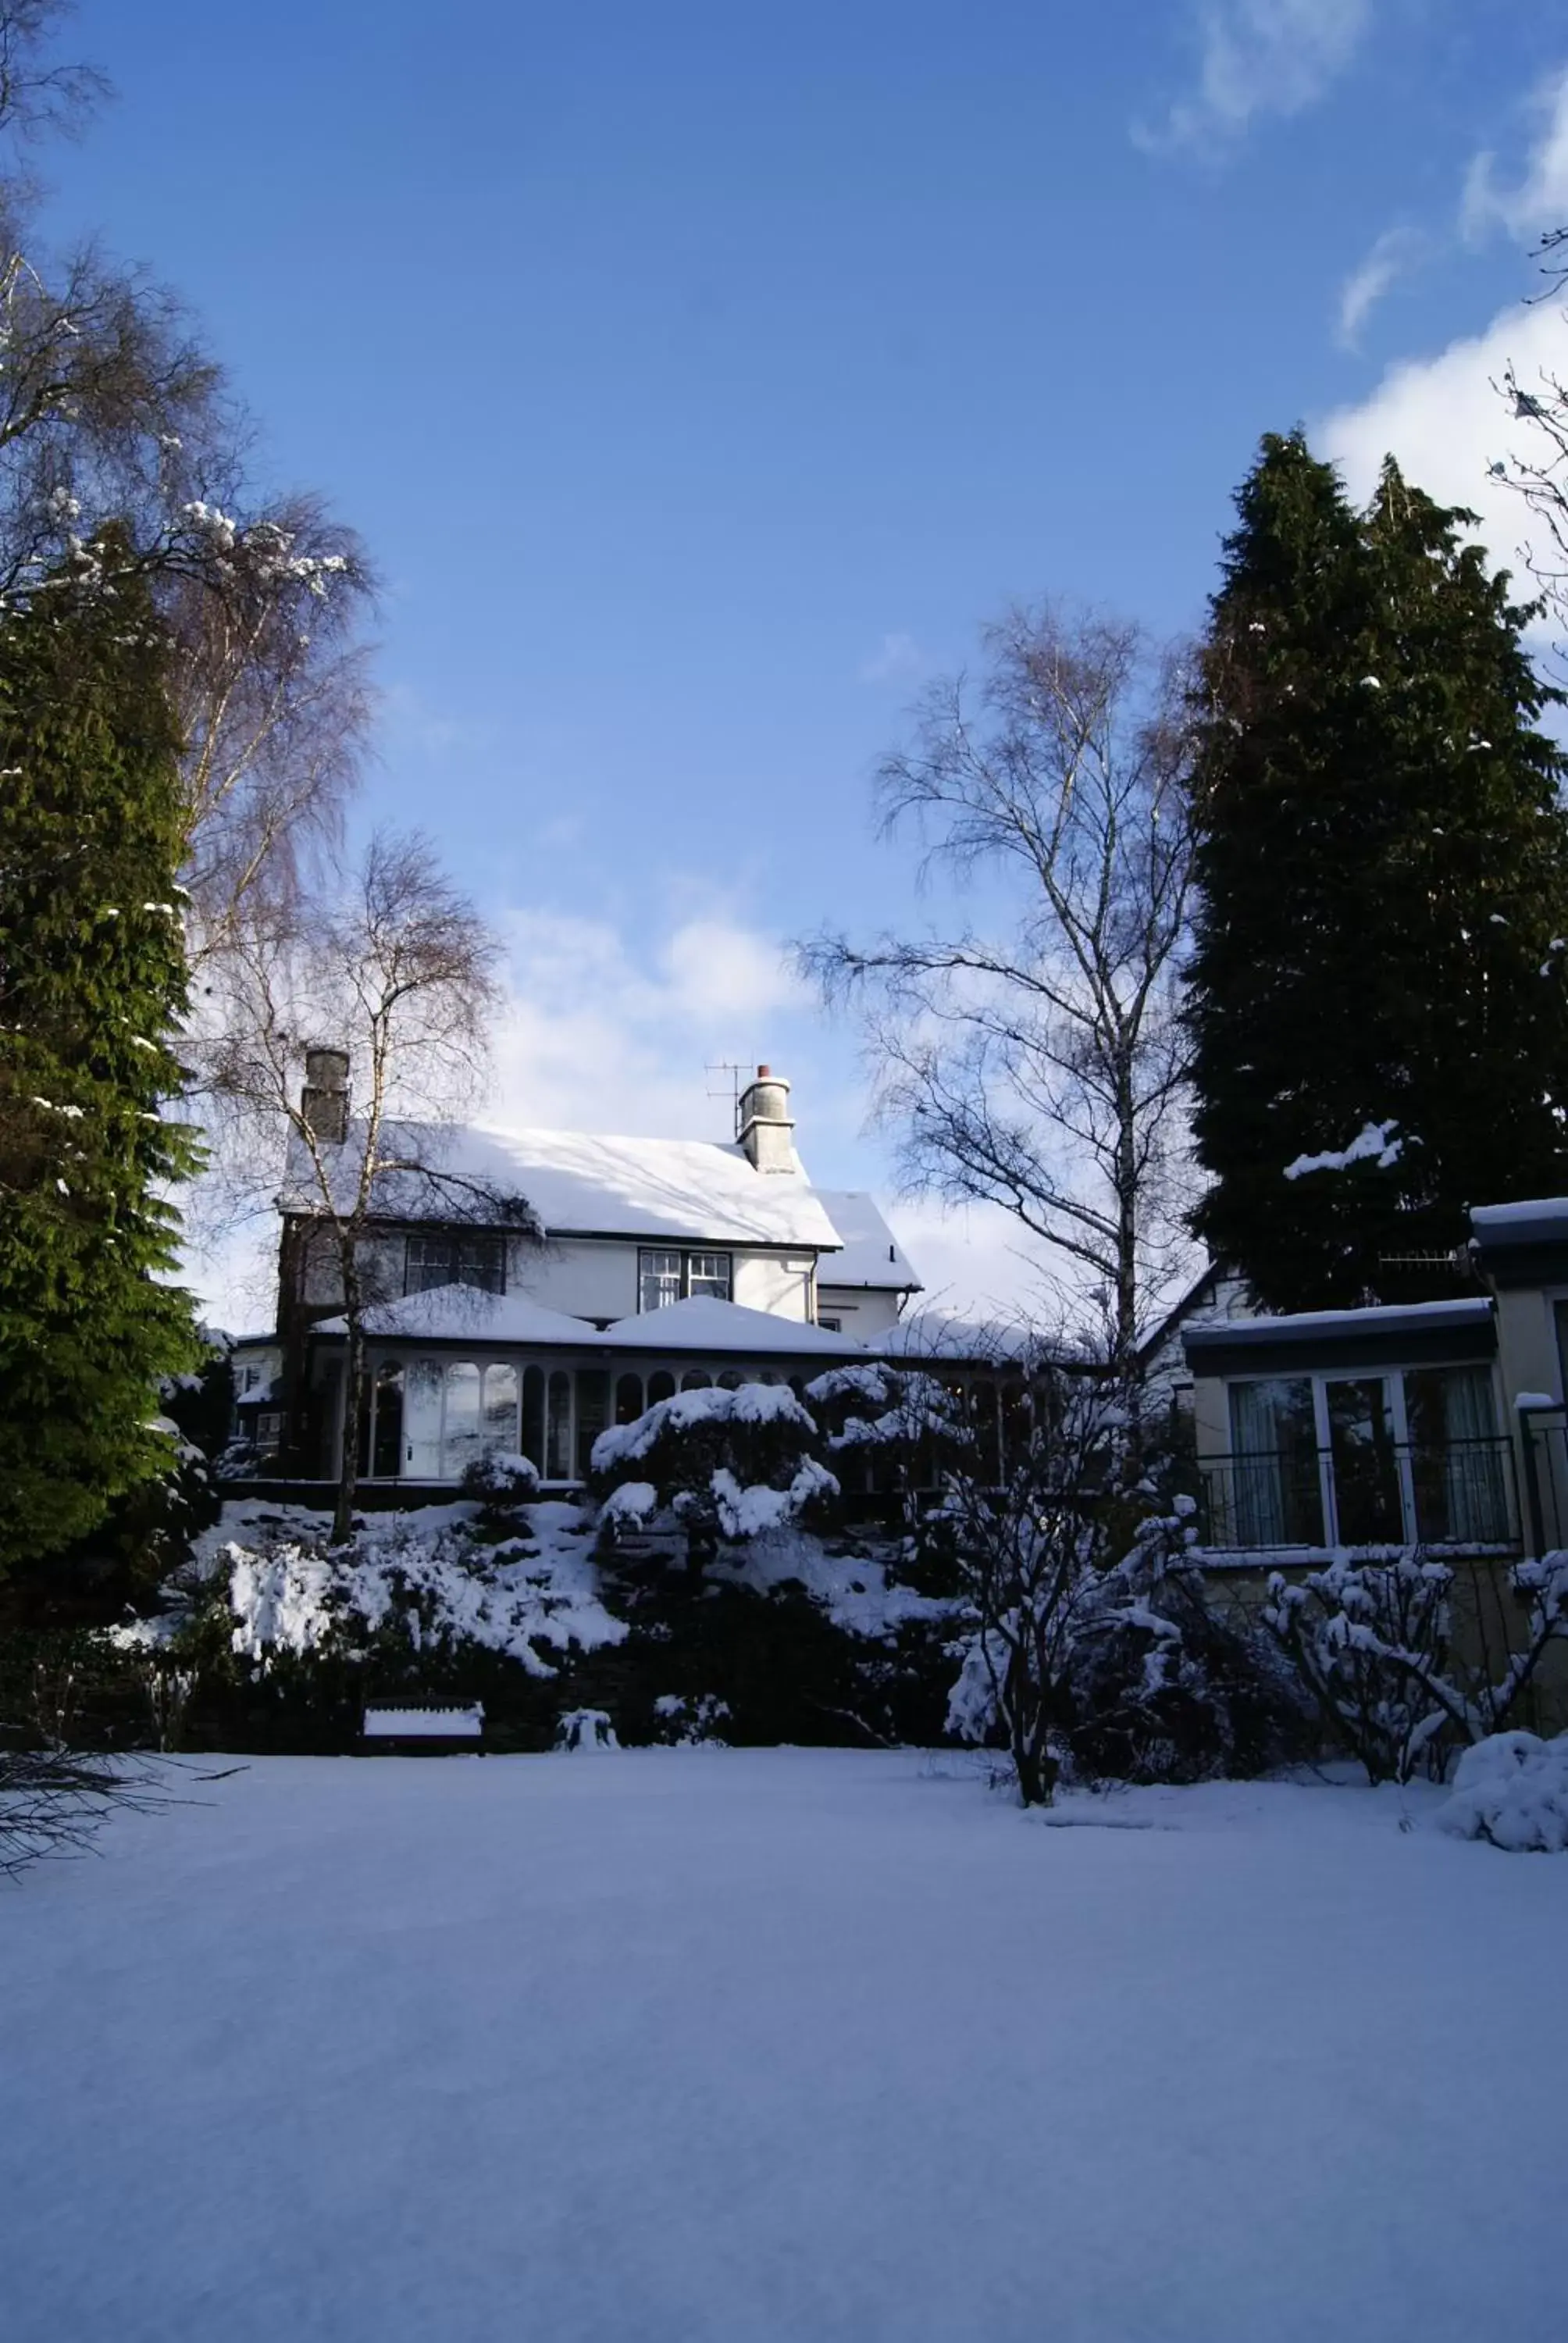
[1323,1376,1403,1545]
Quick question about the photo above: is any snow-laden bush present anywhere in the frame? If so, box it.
[555,1707,618,1752]
[590,1382,839,1564]
[932,1372,1213,1803]
[805,1364,970,1509]
[651,1692,731,1746]
[461,1451,543,1508]
[1438,1731,1568,1852]
[215,1503,626,1684]
[1261,1550,1568,1785]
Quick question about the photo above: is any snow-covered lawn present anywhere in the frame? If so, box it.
[4,1753,1566,2343]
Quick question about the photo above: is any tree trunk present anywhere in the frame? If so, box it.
[333,1242,364,1545]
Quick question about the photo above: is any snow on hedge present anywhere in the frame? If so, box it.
[591,1379,814,1474]
[711,1525,954,1637]
[221,1500,626,1678]
[1438,1731,1568,1853]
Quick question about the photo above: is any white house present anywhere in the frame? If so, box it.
[266,1061,926,1488]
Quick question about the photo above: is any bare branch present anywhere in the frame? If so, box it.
[800,604,1198,1372]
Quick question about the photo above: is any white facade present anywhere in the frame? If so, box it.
[277,1072,928,1485]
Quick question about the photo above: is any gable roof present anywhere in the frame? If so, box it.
[283,1120,843,1251]
[312,1286,871,1358]
[813,1190,922,1293]
[313,1288,604,1346]
[598,1296,867,1356]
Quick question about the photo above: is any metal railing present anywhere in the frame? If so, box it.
[1196,1436,1520,1553]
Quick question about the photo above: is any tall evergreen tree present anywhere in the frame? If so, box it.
[0,550,201,1574]
[1186,433,1568,1311]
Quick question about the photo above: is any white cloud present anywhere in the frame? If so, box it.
[488,906,806,1139]
[1138,0,1371,156]
[1463,64,1568,245]
[1335,225,1421,348]
[1317,294,1563,593]
[857,630,922,686]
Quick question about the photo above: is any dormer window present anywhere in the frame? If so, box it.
[404,1231,506,1296]
[639,1247,732,1311]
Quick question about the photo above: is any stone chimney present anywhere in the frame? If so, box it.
[301,1047,350,1146]
[737,1064,795,1173]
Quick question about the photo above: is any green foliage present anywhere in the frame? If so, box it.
[590,1383,838,1558]
[1186,433,1568,1308]
[0,555,201,1572]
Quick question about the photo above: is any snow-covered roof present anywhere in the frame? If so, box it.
[1184,1296,1496,1373]
[598,1296,868,1357]
[314,1288,604,1346]
[1185,1298,1493,1347]
[283,1121,842,1251]
[313,1286,871,1359]
[814,1191,921,1292]
[881,1311,1047,1364]
[1470,1199,1568,1247]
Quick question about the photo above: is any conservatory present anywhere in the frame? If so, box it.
[1182,1298,1523,1555]
[305,1287,872,1487]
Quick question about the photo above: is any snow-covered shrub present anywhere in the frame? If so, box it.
[461,1450,543,1530]
[650,1692,731,1746]
[1261,1551,1568,1785]
[1066,1554,1316,1786]
[932,1371,1203,1804]
[804,1364,970,1514]
[144,1501,630,1750]
[590,1382,839,1564]
[1437,1731,1568,1852]
[556,1707,618,1751]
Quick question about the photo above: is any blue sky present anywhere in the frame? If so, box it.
[48,0,1568,1315]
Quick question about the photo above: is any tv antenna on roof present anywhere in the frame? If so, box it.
[706,1061,749,1140]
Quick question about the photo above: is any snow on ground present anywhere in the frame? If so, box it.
[3,1753,1566,2343]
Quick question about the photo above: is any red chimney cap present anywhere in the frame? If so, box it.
[756,1063,771,1077]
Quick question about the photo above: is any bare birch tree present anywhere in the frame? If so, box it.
[801,605,1196,1378]
[1499,225,1568,650]
[206,831,539,1540]
[0,4,374,954]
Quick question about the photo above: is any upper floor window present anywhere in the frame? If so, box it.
[404,1230,506,1296]
[638,1246,732,1311]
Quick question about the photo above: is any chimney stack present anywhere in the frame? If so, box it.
[737,1064,795,1173]
[301,1047,350,1147]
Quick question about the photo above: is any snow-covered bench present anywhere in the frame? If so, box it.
[362,1703,484,1753]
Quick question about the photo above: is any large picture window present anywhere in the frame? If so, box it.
[638,1246,732,1311]
[1228,1377,1324,1547]
[386,1357,519,1478]
[1220,1364,1506,1550]
[404,1231,506,1296]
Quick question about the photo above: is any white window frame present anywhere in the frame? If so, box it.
[1228,1364,1502,1547]
[637,1246,732,1311]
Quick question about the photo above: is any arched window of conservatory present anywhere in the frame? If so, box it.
[615,1373,644,1426]
[648,1370,676,1407]
[404,1359,443,1478]
[372,1360,404,1478]
[483,1363,519,1456]
[546,1370,572,1480]
[442,1361,483,1480]
[520,1365,546,1475]
[681,1369,711,1393]
[717,1368,743,1391]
